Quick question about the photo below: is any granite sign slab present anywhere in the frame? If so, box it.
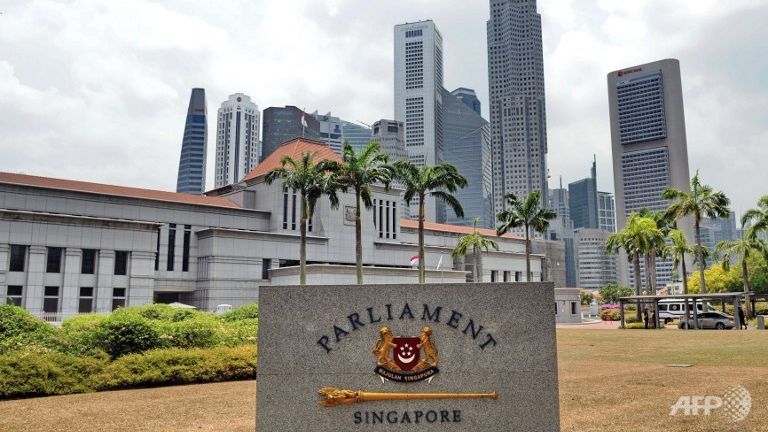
[257,282,560,431]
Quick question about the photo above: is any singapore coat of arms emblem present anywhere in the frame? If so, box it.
[372,326,439,382]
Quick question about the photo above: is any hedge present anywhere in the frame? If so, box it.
[0,345,256,399]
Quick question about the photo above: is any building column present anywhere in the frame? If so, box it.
[128,251,155,307]
[96,250,115,313]
[0,244,8,304]
[61,248,82,318]
[25,246,47,314]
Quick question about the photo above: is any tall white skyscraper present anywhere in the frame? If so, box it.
[487,0,548,216]
[394,20,444,221]
[214,93,260,188]
[608,58,692,287]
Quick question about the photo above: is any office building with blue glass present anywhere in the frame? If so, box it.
[176,88,207,194]
[441,87,493,228]
[261,106,321,161]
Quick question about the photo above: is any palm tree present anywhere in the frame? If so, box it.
[265,152,341,285]
[451,218,499,282]
[741,195,768,240]
[496,191,556,282]
[606,214,660,320]
[666,229,693,325]
[638,209,672,293]
[336,141,393,284]
[715,230,768,319]
[663,170,730,294]
[393,160,467,284]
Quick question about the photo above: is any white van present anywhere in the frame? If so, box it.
[658,299,716,323]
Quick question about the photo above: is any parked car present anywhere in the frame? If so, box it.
[658,300,716,324]
[678,311,735,330]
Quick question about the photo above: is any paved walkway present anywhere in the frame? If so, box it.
[556,320,620,330]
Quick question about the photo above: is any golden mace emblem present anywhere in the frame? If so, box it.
[318,387,497,407]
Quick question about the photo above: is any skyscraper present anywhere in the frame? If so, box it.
[261,106,321,160]
[312,112,343,155]
[568,159,598,230]
[394,20,444,221]
[372,119,408,161]
[451,87,481,116]
[608,58,693,287]
[214,93,260,189]
[597,191,616,233]
[487,0,548,215]
[176,88,207,194]
[441,88,493,228]
[340,120,372,152]
[574,228,618,289]
[548,180,576,287]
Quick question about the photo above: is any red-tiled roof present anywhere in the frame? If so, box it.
[399,219,523,239]
[242,138,341,181]
[0,172,239,209]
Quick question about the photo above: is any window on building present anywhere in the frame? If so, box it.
[392,203,397,239]
[114,251,129,276]
[43,286,59,313]
[282,192,289,229]
[167,223,176,271]
[112,288,126,310]
[46,247,63,273]
[9,245,26,272]
[515,271,522,282]
[6,286,22,306]
[81,249,96,274]
[571,302,577,315]
[262,258,272,280]
[555,302,558,315]
[291,193,297,230]
[79,287,94,313]
[154,226,161,271]
[182,225,191,272]
[491,270,498,282]
[503,271,511,282]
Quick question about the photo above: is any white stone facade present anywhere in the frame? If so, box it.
[0,162,557,321]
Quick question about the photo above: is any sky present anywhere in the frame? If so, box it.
[0,0,766,215]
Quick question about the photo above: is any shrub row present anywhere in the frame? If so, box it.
[0,345,256,399]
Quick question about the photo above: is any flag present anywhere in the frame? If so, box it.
[301,113,308,128]
[409,255,419,267]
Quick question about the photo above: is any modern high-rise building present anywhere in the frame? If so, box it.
[451,87,481,116]
[598,191,616,233]
[312,112,343,155]
[487,0,548,216]
[340,120,372,152]
[568,159,598,230]
[394,20,444,222]
[441,88,493,228]
[372,119,408,161]
[176,88,207,194]
[261,106,321,160]
[608,58,693,287]
[574,228,618,289]
[711,212,738,243]
[214,93,260,189]
[548,181,576,287]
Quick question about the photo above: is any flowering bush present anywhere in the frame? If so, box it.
[599,308,622,321]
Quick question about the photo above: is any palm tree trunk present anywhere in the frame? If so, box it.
[695,217,706,294]
[473,246,480,282]
[418,194,425,284]
[355,189,363,285]
[682,256,690,328]
[299,193,308,286]
[524,225,531,282]
[650,250,657,293]
[644,253,652,294]
[742,258,752,318]
[633,253,642,321]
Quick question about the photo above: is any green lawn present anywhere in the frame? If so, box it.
[0,329,765,432]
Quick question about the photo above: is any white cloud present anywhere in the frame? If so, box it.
[0,0,765,213]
